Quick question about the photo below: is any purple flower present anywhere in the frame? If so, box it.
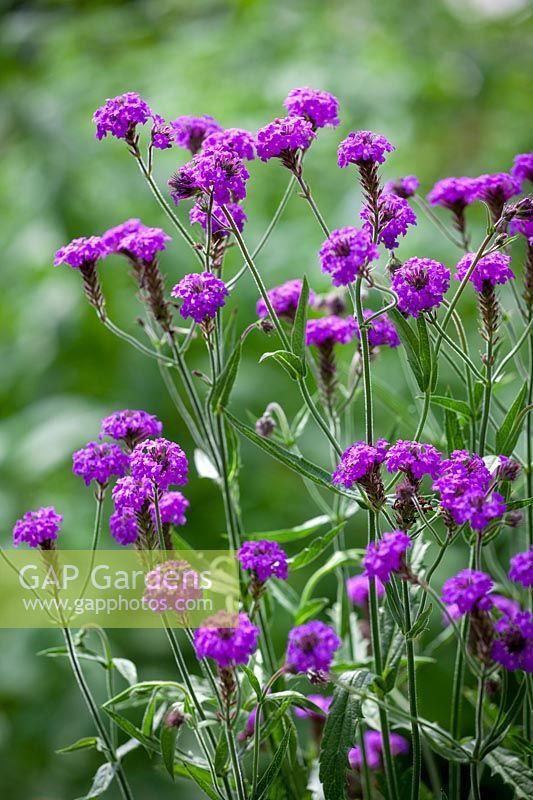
[93,92,152,141]
[168,162,202,205]
[497,456,521,483]
[110,508,139,546]
[427,177,477,210]
[102,219,170,262]
[286,621,341,673]
[72,442,129,486]
[471,172,521,206]
[354,310,400,349]
[349,731,409,771]
[363,530,411,584]
[512,153,533,185]
[337,130,394,167]
[194,611,259,667]
[468,490,507,532]
[441,570,493,615]
[171,115,222,154]
[385,440,443,481]
[306,315,356,347]
[293,694,333,719]
[492,595,521,619]
[455,252,514,293]
[171,271,228,324]
[509,547,533,588]
[319,227,379,286]
[256,279,315,320]
[433,451,506,530]
[143,559,203,612]
[391,257,450,318]
[13,506,63,548]
[101,409,163,446]
[361,194,417,250]
[346,574,385,606]
[332,440,389,488]
[193,148,249,205]
[189,201,246,237]
[384,175,420,199]
[509,217,533,241]
[54,236,108,269]
[150,115,174,150]
[156,492,190,526]
[112,476,151,513]
[256,116,315,162]
[492,610,533,672]
[238,540,289,582]
[202,128,256,160]
[130,438,188,491]
[284,87,340,129]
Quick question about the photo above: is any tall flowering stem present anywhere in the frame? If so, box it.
[402,580,421,800]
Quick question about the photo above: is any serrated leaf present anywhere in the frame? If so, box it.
[76,762,117,799]
[113,658,138,686]
[291,275,309,362]
[407,605,432,640]
[289,522,345,570]
[429,395,472,418]
[253,724,291,800]
[211,339,242,412]
[241,664,262,700]
[260,349,306,380]
[495,381,528,456]
[245,515,330,543]
[485,747,533,799]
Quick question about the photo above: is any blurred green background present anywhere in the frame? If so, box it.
[1,0,532,797]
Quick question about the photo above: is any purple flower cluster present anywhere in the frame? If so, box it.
[168,163,202,204]
[512,152,533,185]
[54,236,107,269]
[110,508,139,546]
[72,442,129,486]
[93,92,152,141]
[362,194,416,250]
[194,611,259,667]
[283,87,340,129]
[103,219,171,262]
[471,172,521,205]
[171,271,229,324]
[391,257,450,317]
[286,620,341,673]
[354,310,400,349]
[455,251,514,293]
[319,227,379,286]
[349,731,409,771]
[337,130,394,167]
[385,440,442,480]
[306,315,356,347]
[150,116,173,150]
[427,177,477,210]
[194,148,249,204]
[202,128,256,160]
[130,438,188,491]
[384,175,420,199]
[509,548,533,588]
[492,610,533,672]
[189,200,246,237]
[157,492,190,526]
[346,574,385,606]
[441,570,493,615]
[256,279,315,320]
[256,116,315,161]
[238,540,289,582]
[332,440,388,487]
[101,409,163,446]
[112,476,151,513]
[13,506,63,548]
[363,530,411,584]
[171,115,222,154]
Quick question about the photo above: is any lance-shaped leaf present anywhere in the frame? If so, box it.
[389,308,424,390]
[495,381,528,456]
[245,514,330,543]
[429,395,473,418]
[211,339,242,412]
[291,275,309,362]
[252,723,292,800]
[289,521,345,570]
[260,349,306,380]
[416,315,433,390]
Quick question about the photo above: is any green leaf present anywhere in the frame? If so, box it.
[429,395,472,418]
[214,731,229,777]
[507,497,533,510]
[142,689,160,737]
[175,763,221,800]
[160,722,179,780]
[299,550,364,608]
[211,339,242,412]
[289,521,345,570]
[389,308,424,390]
[260,349,306,380]
[291,275,309,362]
[57,737,105,755]
[294,597,330,625]
[407,604,433,640]
[416,315,433,390]
[485,747,533,799]
[75,763,117,799]
[252,724,291,800]
[103,708,159,753]
[445,407,466,453]
[245,515,330,543]
[241,664,262,700]
[495,381,528,456]
[319,670,373,800]
[113,658,138,686]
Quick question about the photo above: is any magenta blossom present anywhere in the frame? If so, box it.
[194,611,259,667]
[306,316,356,347]
[346,574,385,606]
[256,116,315,162]
[338,130,394,167]
[13,507,63,548]
[72,442,129,486]
[238,540,289,582]
[286,621,341,673]
[441,570,493,615]
[171,272,228,324]
[363,530,412,584]
[319,227,379,286]
[391,257,450,318]
[171,115,222,154]
[455,252,514,293]
[93,92,152,141]
[349,731,409,771]
[284,87,340,129]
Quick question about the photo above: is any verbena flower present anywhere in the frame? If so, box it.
[13,507,63,548]
[256,116,315,162]
[102,219,171,261]
[112,476,152,513]
[391,257,450,317]
[293,695,333,719]
[455,252,514,293]
[354,310,400,349]
[319,227,379,286]
[150,115,174,150]
[346,574,385,606]
[509,217,533,240]
[512,152,533,185]
[385,440,443,480]
[492,595,521,619]
[384,175,419,199]
[157,492,190,526]
[189,200,246,236]
[93,92,152,141]
[101,409,163,445]
[283,87,340,129]
[349,731,409,771]
[306,315,356,347]
[194,611,259,667]
[171,272,228,324]
[168,162,203,205]
[143,559,203,612]
[363,530,412,583]
[509,547,533,588]
[110,508,139,546]
[202,128,256,160]
[130,438,188,490]
[497,456,521,483]
[54,236,108,269]
[337,130,394,167]
[332,440,389,487]
[171,115,222,154]
[427,177,477,210]
[194,147,250,204]
[238,540,289,582]
[471,172,521,207]
[286,620,341,673]
[256,279,315,320]
[492,610,533,672]
[362,194,416,250]
[441,570,493,615]
[72,442,129,486]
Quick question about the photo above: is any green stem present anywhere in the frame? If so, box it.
[478,332,493,457]
[402,581,421,800]
[77,486,105,603]
[293,171,330,236]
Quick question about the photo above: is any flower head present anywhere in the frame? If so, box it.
[384,175,420,199]
[293,695,333,719]
[256,279,315,320]
[13,506,63,548]
[93,92,152,141]
[362,194,417,250]
[194,611,259,667]
[54,236,108,269]
[441,569,493,615]
[112,476,152,513]
[492,595,521,619]
[363,530,411,584]
[349,731,409,771]
[150,115,174,150]
[72,442,129,486]
[346,574,385,606]
[168,162,202,205]
[110,508,139,546]
[171,271,228,324]
[102,220,170,262]
[189,200,246,237]
[306,315,356,347]
[143,559,203,613]
[433,451,505,531]
[391,257,450,317]
[354,310,400,349]
[319,227,379,286]
[509,216,533,241]
[492,610,533,672]
[332,440,389,488]
[512,153,533,185]
[202,128,256,160]
[101,409,163,446]
[471,172,521,206]
[509,548,533,588]
[337,130,394,167]
[238,540,289,582]
[385,440,443,481]
[130,438,188,490]
[286,620,341,673]
[284,87,340,129]
[157,492,190,526]
[193,147,249,204]
[171,115,222,154]
[455,252,514,293]
[256,116,315,161]
[427,177,477,210]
